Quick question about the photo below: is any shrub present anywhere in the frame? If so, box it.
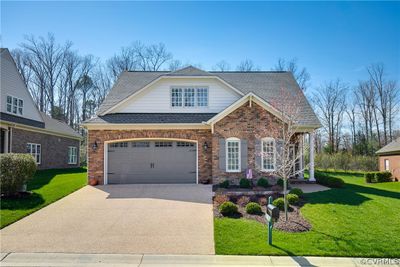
[315,172,345,188]
[276,178,284,187]
[245,202,262,215]
[289,188,304,197]
[272,197,285,211]
[219,180,229,189]
[364,172,376,183]
[287,193,299,205]
[237,196,250,206]
[0,153,37,196]
[239,178,251,189]
[214,194,229,206]
[315,153,378,171]
[256,178,269,188]
[219,201,238,216]
[375,171,392,183]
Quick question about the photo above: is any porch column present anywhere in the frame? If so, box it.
[309,131,316,182]
[299,135,304,180]
[4,128,9,153]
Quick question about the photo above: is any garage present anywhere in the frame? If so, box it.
[107,140,197,184]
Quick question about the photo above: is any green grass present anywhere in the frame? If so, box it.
[1,168,87,229]
[215,172,400,257]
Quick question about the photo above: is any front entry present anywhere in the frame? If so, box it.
[107,140,197,184]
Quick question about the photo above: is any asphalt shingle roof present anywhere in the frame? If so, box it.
[40,112,82,139]
[376,138,400,155]
[93,66,320,126]
[86,113,218,124]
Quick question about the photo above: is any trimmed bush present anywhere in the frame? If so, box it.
[245,202,262,215]
[239,178,251,189]
[0,153,37,196]
[219,180,230,189]
[289,188,304,197]
[276,178,284,187]
[375,172,392,183]
[214,194,229,206]
[364,172,376,183]
[287,193,299,205]
[257,178,269,188]
[237,196,250,206]
[219,201,238,216]
[315,172,345,188]
[272,197,285,211]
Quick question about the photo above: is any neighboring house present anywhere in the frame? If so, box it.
[82,66,320,185]
[0,48,82,169]
[376,137,400,180]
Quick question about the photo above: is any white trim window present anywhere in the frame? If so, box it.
[7,95,23,115]
[226,138,240,172]
[170,87,208,108]
[384,159,390,171]
[68,146,77,164]
[171,88,183,107]
[27,143,41,164]
[197,88,208,107]
[262,138,275,171]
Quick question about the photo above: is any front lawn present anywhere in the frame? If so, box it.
[215,172,400,257]
[1,168,87,229]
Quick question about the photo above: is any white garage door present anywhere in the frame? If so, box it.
[107,140,197,184]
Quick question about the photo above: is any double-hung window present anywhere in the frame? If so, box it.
[171,88,183,107]
[384,159,390,171]
[262,138,275,171]
[6,95,23,115]
[226,138,240,172]
[171,87,208,108]
[68,147,77,164]
[197,88,208,107]
[27,143,41,164]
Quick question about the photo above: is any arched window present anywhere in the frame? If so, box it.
[226,137,240,172]
[262,137,275,171]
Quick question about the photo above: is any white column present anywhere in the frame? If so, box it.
[309,131,316,181]
[4,128,9,153]
[299,135,304,180]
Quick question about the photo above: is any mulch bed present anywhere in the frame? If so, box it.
[213,196,312,233]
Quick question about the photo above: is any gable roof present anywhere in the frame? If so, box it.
[94,66,321,127]
[39,112,82,139]
[376,138,400,155]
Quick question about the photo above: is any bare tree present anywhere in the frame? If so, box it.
[168,59,184,71]
[11,48,32,88]
[213,60,231,71]
[387,80,399,141]
[20,33,71,115]
[273,58,310,91]
[312,80,347,153]
[236,59,258,71]
[257,88,310,221]
[145,43,172,71]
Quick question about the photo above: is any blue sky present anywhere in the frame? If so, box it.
[1,1,399,91]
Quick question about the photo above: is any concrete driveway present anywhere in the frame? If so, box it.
[0,184,214,255]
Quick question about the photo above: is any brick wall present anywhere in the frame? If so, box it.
[379,155,400,180]
[11,128,80,169]
[88,129,212,185]
[212,101,285,185]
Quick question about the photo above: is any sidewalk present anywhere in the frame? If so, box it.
[1,253,398,267]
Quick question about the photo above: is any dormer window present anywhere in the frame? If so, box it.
[6,95,23,115]
[171,87,208,108]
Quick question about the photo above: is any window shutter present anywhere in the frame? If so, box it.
[241,139,248,171]
[219,138,226,170]
[255,139,262,169]
[276,139,284,169]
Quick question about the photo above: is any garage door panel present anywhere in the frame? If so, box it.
[107,141,196,184]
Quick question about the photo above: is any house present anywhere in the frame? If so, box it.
[376,137,400,180]
[82,66,320,185]
[0,48,82,169]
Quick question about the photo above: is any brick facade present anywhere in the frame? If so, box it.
[379,155,400,180]
[212,101,284,184]
[11,128,80,169]
[88,129,212,185]
[87,101,304,185]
